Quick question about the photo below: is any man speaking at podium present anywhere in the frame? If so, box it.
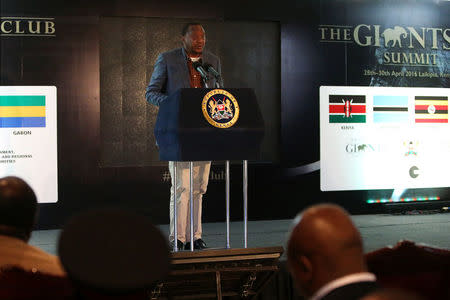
[145,23,221,250]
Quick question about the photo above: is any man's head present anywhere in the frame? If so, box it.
[181,23,206,57]
[0,176,37,241]
[58,209,171,296]
[287,204,366,298]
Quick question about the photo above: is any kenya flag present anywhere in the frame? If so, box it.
[329,95,366,123]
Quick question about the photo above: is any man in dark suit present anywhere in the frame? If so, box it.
[287,204,377,300]
[145,23,221,250]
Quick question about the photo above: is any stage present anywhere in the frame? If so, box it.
[31,212,450,256]
[27,211,449,299]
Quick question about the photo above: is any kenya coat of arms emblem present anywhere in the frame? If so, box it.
[202,89,240,128]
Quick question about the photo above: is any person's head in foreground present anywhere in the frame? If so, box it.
[0,176,37,241]
[287,204,373,299]
[58,209,170,298]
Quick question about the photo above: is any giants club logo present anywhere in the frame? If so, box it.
[1,17,56,36]
[319,24,449,66]
[345,143,375,153]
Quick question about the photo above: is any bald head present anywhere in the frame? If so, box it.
[287,204,366,297]
[0,176,37,241]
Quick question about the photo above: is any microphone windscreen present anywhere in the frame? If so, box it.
[192,60,203,70]
[204,63,220,76]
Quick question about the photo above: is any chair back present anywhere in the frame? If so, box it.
[366,240,450,300]
[0,266,74,300]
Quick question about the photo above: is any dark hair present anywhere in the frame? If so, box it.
[0,176,37,238]
[181,23,203,36]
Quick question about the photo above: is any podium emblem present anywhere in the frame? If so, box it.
[202,89,240,128]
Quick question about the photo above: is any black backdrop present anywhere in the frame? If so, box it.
[0,0,449,229]
[100,17,280,166]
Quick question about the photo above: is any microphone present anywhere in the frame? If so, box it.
[192,61,209,81]
[204,63,220,78]
[204,63,223,88]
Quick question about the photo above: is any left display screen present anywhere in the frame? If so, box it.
[0,86,58,203]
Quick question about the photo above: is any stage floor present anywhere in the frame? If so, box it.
[31,212,450,257]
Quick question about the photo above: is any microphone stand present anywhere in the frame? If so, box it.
[214,78,223,88]
[211,70,223,88]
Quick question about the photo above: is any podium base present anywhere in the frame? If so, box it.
[151,246,283,300]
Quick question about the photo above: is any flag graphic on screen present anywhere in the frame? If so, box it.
[329,95,366,123]
[415,96,448,123]
[373,95,408,123]
[0,96,46,128]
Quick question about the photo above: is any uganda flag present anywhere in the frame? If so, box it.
[415,96,448,123]
[0,95,46,127]
[329,95,366,123]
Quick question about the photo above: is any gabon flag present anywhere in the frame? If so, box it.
[0,95,46,128]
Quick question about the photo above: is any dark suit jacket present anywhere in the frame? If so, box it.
[320,281,378,300]
[145,47,221,106]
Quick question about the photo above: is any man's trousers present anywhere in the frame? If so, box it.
[169,161,211,243]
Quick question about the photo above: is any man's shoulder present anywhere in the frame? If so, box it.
[203,50,220,62]
[0,235,66,276]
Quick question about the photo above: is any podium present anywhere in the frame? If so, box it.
[155,88,264,251]
[155,88,264,161]
[154,88,279,300]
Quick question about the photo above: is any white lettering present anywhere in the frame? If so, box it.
[0,20,13,33]
[28,21,41,34]
[14,20,24,34]
[45,21,55,34]
[354,24,372,46]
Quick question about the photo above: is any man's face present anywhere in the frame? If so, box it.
[182,25,206,56]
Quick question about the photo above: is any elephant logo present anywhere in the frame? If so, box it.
[382,26,408,48]
[345,143,375,153]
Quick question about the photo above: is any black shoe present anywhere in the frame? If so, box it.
[185,238,207,250]
[170,239,184,251]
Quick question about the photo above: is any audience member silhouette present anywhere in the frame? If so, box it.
[287,204,377,300]
[58,209,170,299]
[0,176,65,276]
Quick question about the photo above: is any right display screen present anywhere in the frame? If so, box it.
[320,86,449,191]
